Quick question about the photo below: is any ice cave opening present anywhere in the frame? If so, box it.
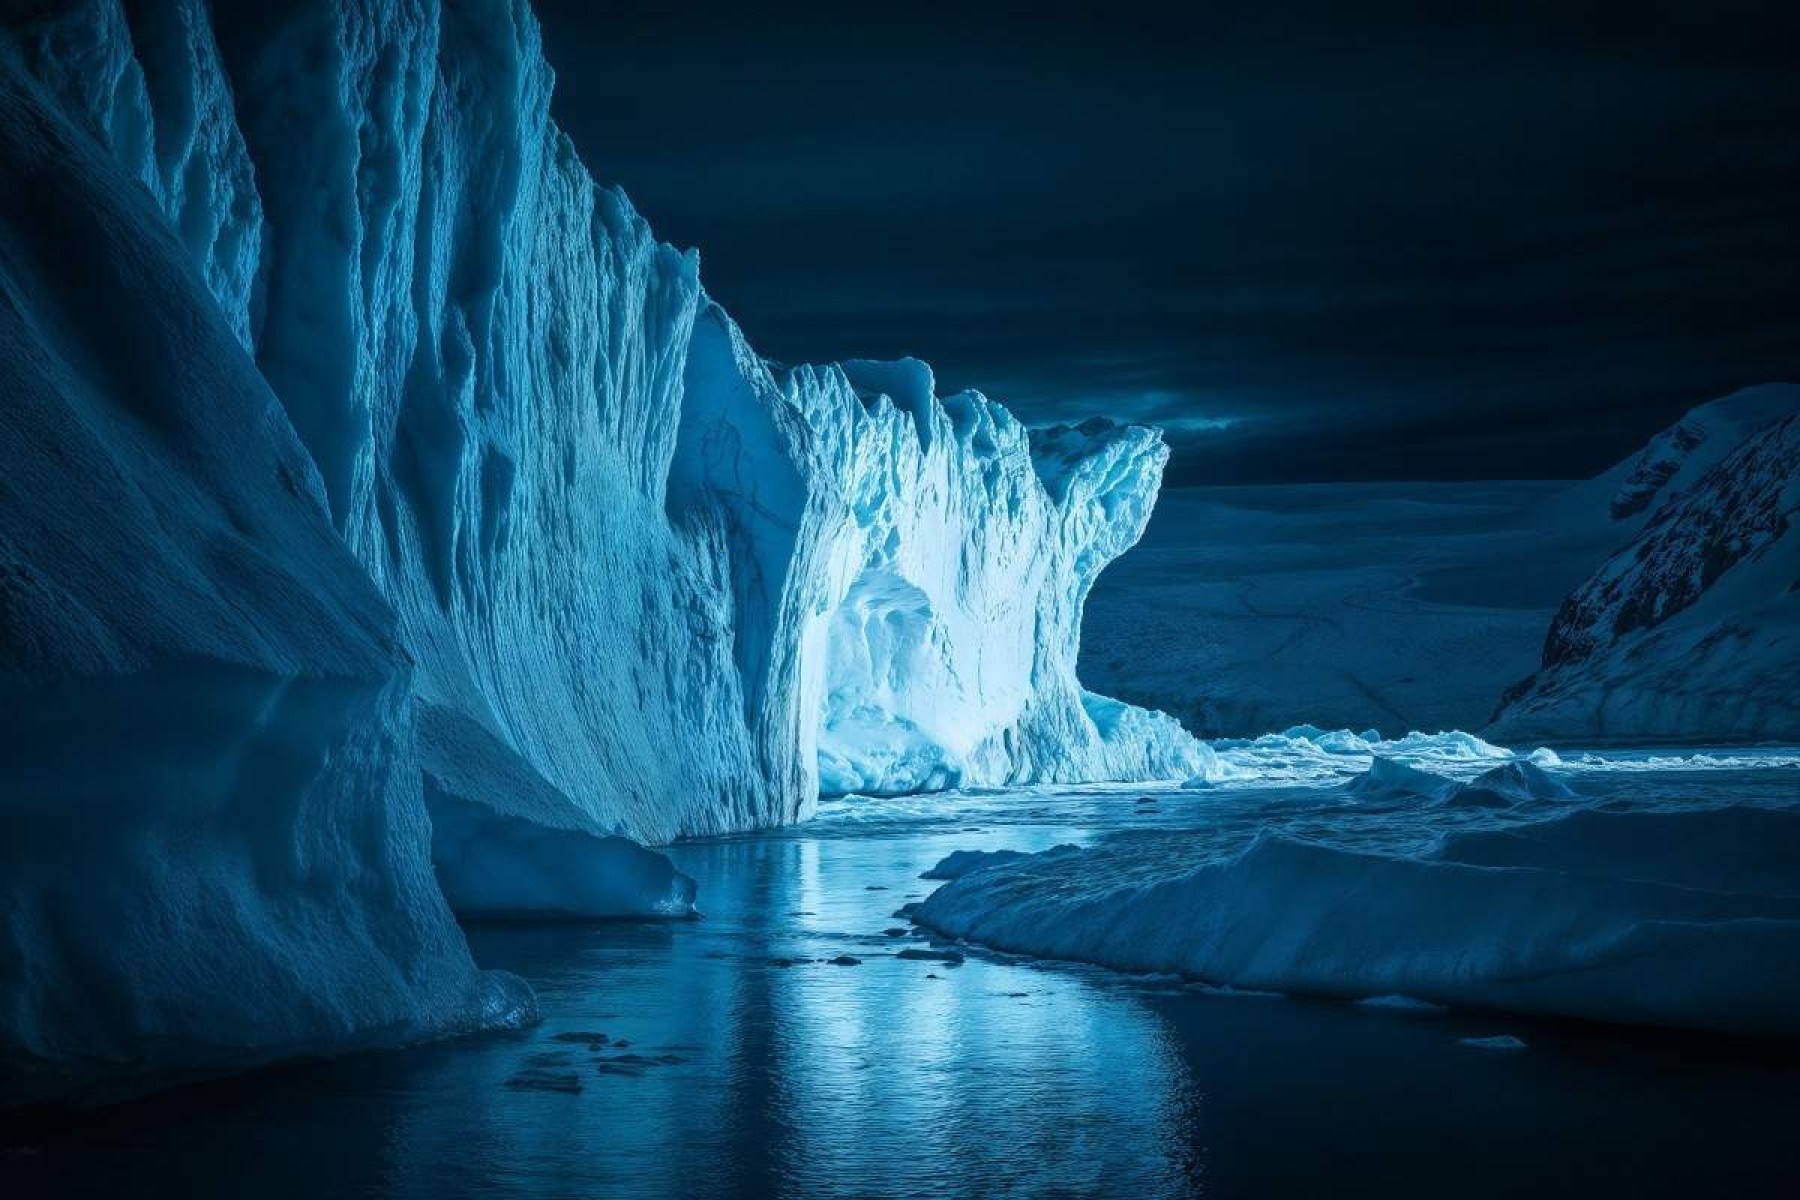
[815,566,968,797]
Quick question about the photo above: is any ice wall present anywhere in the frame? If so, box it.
[8,0,1202,848]
[672,323,1210,799]
[0,53,530,1104]
[0,0,1201,1097]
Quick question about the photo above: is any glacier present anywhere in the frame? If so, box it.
[0,0,1199,1100]
[7,0,1200,845]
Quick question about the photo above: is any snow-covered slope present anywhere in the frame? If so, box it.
[1495,388,1800,742]
[1547,384,1800,527]
[1079,481,1592,738]
[0,52,531,1104]
[1080,386,1800,745]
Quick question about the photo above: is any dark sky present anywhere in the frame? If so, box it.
[534,0,1799,484]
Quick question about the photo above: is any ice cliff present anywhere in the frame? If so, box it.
[0,0,1198,1099]
[0,49,531,1103]
[7,0,1199,843]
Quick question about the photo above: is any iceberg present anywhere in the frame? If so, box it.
[910,806,1800,1036]
[0,54,530,1104]
[1442,760,1574,808]
[1345,757,1457,803]
[7,0,1201,849]
[0,0,1200,1099]
[1341,753,1575,811]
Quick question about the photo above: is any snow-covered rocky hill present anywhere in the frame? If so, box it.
[1081,385,1800,743]
[1494,386,1800,742]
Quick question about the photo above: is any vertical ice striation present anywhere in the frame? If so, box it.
[6,0,262,347]
[0,50,529,1103]
[9,0,1201,844]
[0,0,1201,1098]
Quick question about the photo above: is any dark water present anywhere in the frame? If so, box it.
[5,789,1799,1199]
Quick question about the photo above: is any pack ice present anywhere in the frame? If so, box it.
[0,0,1199,1100]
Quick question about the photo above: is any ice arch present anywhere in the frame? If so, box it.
[817,568,968,795]
[790,364,1215,798]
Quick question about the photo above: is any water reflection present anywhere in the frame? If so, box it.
[376,833,1204,1198]
[5,788,1798,1199]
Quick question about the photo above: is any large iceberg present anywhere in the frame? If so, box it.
[7,0,1199,846]
[0,0,1198,1098]
[0,51,530,1104]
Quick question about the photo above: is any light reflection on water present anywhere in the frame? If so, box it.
[6,777,1799,1198]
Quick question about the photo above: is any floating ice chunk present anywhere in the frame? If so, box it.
[429,793,698,921]
[1207,725,1531,788]
[1526,747,1564,767]
[1271,725,1379,755]
[1356,994,1448,1014]
[1346,757,1457,803]
[419,705,698,919]
[1383,730,1514,762]
[1459,1035,1527,1052]
[1442,760,1575,808]
[1302,727,1378,755]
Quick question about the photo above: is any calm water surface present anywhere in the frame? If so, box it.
[6,770,1799,1198]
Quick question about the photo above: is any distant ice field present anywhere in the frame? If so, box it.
[1078,481,1615,737]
